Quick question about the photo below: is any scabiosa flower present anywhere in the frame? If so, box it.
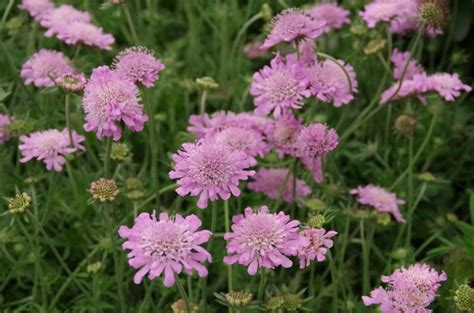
[391,48,425,80]
[261,8,326,49]
[0,114,14,144]
[55,73,87,93]
[18,0,53,22]
[362,263,447,312]
[350,184,406,223]
[428,73,472,101]
[248,168,311,204]
[82,66,148,140]
[118,211,212,287]
[243,40,268,59]
[212,127,269,158]
[380,73,432,105]
[19,128,85,171]
[56,21,115,50]
[40,5,92,37]
[223,206,308,275]
[306,3,351,33]
[250,54,310,117]
[113,46,166,88]
[295,123,339,183]
[266,113,303,157]
[169,139,256,209]
[297,228,337,268]
[20,49,75,88]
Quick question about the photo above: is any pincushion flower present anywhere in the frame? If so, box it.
[250,54,311,117]
[261,8,326,49]
[307,3,351,33]
[18,0,53,22]
[114,46,166,88]
[169,139,256,209]
[391,48,425,80]
[19,128,85,171]
[266,113,303,157]
[20,49,75,88]
[82,66,148,140]
[350,184,406,223]
[362,263,447,312]
[0,114,14,144]
[118,211,212,287]
[56,21,115,50]
[212,127,270,158]
[248,168,311,204]
[428,73,472,101]
[380,73,432,105]
[223,206,308,275]
[243,40,268,59]
[40,5,92,37]
[297,228,337,268]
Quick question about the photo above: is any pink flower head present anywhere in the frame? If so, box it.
[350,184,406,223]
[82,66,148,140]
[20,49,75,88]
[56,21,115,50]
[380,73,432,105]
[306,3,351,33]
[55,73,87,93]
[262,8,326,49]
[0,114,14,144]
[212,127,270,158]
[40,5,92,37]
[223,206,308,275]
[114,46,166,88]
[19,128,85,171]
[250,54,311,117]
[243,40,268,59]
[266,113,303,157]
[428,73,472,101]
[248,167,311,204]
[362,263,447,312]
[18,0,54,22]
[118,211,212,287]
[169,139,256,209]
[307,58,358,107]
[391,48,425,80]
[297,228,337,268]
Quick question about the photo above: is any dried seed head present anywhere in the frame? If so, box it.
[419,1,447,28]
[89,178,119,202]
[454,284,474,311]
[225,290,253,308]
[171,299,200,313]
[394,114,417,136]
[110,143,130,161]
[8,193,31,214]
[364,38,386,55]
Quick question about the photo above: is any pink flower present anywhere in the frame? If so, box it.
[248,167,311,204]
[295,123,339,183]
[212,127,270,158]
[82,66,148,140]
[118,211,212,287]
[20,49,75,88]
[243,40,268,59]
[114,46,166,88]
[262,8,326,49]
[266,113,303,157]
[380,73,432,105]
[55,73,87,92]
[297,228,337,268]
[0,114,13,144]
[169,139,256,209]
[306,3,351,33]
[19,128,85,171]
[428,73,472,101]
[224,206,308,275]
[18,0,54,22]
[362,263,447,313]
[350,184,406,223]
[250,54,311,117]
[40,5,92,37]
[56,21,115,50]
[391,48,425,80]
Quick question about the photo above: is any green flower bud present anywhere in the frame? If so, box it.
[454,284,474,311]
[8,192,31,214]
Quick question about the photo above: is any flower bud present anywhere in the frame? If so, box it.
[394,114,417,136]
[225,290,253,309]
[418,172,436,182]
[110,143,130,161]
[305,198,326,213]
[454,284,474,311]
[266,296,285,310]
[126,177,143,190]
[282,294,303,312]
[87,261,103,274]
[8,192,31,214]
[171,299,200,313]
[307,214,326,228]
[391,248,408,260]
[364,38,386,55]
[89,178,119,203]
[195,76,219,90]
[55,73,87,93]
[260,4,273,22]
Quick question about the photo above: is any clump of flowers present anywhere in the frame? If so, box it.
[118,211,212,287]
[82,66,148,140]
[223,206,308,275]
[306,3,351,33]
[212,126,269,158]
[89,178,120,203]
[297,228,337,268]
[8,193,32,214]
[20,49,76,88]
[55,73,87,93]
[169,139,256,209]
[350,184,406,223]
[114,46,165,88]
[362,263,447,312]
[0,114,14,144]
[248,167,311,204]
[19,128,85,171]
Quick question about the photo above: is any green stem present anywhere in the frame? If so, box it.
[224,200,234,293]
[0,0,14,32]
[175,273,191,313]
[200,90,208,115]
[317,52,353,94]
[405,183,427,246]
[327,251,338,313]
[360,220,372,295]
[309,262,316,298]
[65,94,74,146]
[230,13,262,60]
[272,158,296,211]
[122,3,139,44]
[104,137,112,178]
[257,270,266,303]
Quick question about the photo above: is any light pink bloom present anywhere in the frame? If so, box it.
[169,139,256,209]
[362,263,447,313]
[18,0,53,22]
[56,21,115,50]
[20,49,75,88]
[82,66,148,140]
[295,123,339,183]
[297,228,337,268]
[428,73,472,101]
[0,114,13,144]
[266,113,303,157]
[55,73,87,92]
[307,3,351,32]
[243,40,268,59]
[212,127,270,158]
[40,5,92,37]
[19,128,85,171]
[250,54,311,117]
[380,73,432,105]
[350,184,406,223]
[248,167,311,204]
[114,46,166,88]
[262,8,326,49]
[391,48,425,80]
[224,206,308,275]
[118,211,212,287]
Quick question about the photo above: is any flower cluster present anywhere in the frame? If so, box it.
[297,228,337,268]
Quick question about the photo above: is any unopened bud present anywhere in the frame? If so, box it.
[282,294,303,312]
[110,143,130,161]
[307,214,326,228]
[395,114,417,136]
[55,73,87,93]
[364,38,386,55]
[225,290,253,309]
[171,299,200,313]
[266,296,284,310]
[454,284,474,311]
[89,178,119,203]
[196,76,219,90]
[87,261,102,274]
[8,193,31,214]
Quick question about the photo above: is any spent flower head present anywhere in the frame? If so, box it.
[89,178,119,203]
[224,290,253,309]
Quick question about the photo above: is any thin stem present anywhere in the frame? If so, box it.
[360,220,372,295]
[104,137,112,178]
[327,251,338,313]
[122,3,139,44]
[224,200,234,293]
[257,270,266,303]
[272,158,296,211]
[406,136,415,247]
[309,262,316,298]
[65,94,74,146]
[230,13,263,60]
[0,0,14,32]
[175,273,191,313]
[200,90,208,115]
[406,183,427,247]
